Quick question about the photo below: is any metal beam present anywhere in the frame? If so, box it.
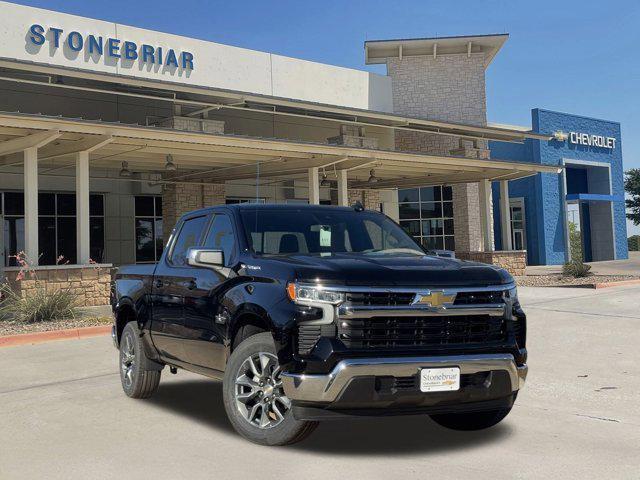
[39,135,113,160]
[0,130,61,156]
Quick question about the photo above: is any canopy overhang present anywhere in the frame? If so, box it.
[0,111,561,188]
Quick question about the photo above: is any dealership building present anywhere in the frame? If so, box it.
[0,1,627,305]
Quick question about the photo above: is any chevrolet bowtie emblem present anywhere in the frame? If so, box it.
[414,291,456,308]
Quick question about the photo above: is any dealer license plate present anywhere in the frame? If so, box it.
[419,367,460,392]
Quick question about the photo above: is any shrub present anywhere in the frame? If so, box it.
[0,283,79,323]
[562,261,592,278]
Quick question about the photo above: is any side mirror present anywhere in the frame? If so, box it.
[187,248,224,268]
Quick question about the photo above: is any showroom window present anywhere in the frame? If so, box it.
[135,196,163,263]
[398,186,455,251]
[1,192,105,266]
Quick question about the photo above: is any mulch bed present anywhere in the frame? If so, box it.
[0,316,112,336]
[515,275,640,287]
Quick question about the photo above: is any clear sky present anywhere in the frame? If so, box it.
[9,0,640,234]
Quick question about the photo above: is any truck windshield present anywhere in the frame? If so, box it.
[239,208,424,256]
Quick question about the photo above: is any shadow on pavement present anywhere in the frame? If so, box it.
[149,379,235,434]
[148,378,512,455]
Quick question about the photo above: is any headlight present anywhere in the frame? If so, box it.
[506,286,518,302]
[286,283,344,305]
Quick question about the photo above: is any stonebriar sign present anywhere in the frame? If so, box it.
[28,24,195,70]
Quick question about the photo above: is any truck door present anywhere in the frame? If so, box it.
[181,213,236,372]
[150,213,210,363]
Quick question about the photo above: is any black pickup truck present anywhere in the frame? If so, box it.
[111,204,527,445]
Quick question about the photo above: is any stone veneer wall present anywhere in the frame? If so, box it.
[163,183,226,233]
[456,250,527,277]
[5,265,112,307]
[348,189,381,210]
[386,53,490,252]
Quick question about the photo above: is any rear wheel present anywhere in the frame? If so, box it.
[430,406,513,431]
[223,332,318,445]
[119,322,162,399]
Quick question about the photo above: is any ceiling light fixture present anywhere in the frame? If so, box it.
[165,154,177,171]
[367,169,378,184]
[119,161,132,178]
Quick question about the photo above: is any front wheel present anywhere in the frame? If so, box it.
[429,406,513,431]
[223,332,318,446]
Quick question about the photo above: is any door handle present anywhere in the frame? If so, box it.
[155,279,170,288]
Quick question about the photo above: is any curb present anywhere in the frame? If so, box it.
[591,279,640,289]
[0,325,111,348]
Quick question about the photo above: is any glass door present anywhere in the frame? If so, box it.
[509,199,527,251]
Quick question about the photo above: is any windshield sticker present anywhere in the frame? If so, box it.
[319,226,332,247]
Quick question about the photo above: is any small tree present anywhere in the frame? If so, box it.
[629,235,640,252]
[568,221,583,261]
[625,169,640,226]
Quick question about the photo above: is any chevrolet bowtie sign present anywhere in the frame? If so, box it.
[413,291,456,308]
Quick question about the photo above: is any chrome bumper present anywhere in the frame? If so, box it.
[282,354,527,403]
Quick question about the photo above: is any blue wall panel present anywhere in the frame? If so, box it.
[490,108,628,265]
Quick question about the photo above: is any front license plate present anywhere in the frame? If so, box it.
[420,367,460,392]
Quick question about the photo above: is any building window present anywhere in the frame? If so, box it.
[135,196,163,263]
[398,186,455,251]
[1,192,104,266]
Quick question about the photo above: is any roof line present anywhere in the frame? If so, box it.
[365,33,509,44]
[0,59,551,143]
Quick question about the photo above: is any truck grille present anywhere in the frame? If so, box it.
[344,291,415,307]
[337,315,507,350]
[453,291,505,305]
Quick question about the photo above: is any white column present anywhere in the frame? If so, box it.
[76,151,90,264]
[337,169,348,206]
[308,167,320,205]
[478,179,494,252]
[23,147,39,265]
[500,180,513,251]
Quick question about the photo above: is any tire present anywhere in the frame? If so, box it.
[430,406,513,431]
[223,332,318,446]
[119,322,162,399]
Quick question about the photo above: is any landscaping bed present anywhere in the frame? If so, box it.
[0,316,112,336]
[515,275,640,288]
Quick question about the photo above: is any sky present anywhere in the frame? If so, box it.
[9,0,640,235]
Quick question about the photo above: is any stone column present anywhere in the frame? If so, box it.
[308,167,320,204]
[337,169,349,206]
[386,53,490,253]
[163,182,226,233]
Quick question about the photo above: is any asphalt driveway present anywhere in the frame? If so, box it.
[1,285,639,479]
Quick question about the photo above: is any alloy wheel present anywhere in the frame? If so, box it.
[120,334,136,388]
[234,351,291,429]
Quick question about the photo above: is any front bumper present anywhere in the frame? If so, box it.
[281,353,527,404]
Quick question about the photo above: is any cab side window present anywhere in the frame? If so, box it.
[169,215,208,266]
[203,214,235,265]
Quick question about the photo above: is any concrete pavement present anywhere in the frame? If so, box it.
[526,251,640,276]
[1,285,639,479]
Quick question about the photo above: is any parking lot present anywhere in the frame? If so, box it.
[1,285,639,479]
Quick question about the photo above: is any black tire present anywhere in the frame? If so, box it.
[223,332,318,446]
[119,322,162,399]
[430,406,513,431]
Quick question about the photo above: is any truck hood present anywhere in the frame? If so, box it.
[264,253,513,287]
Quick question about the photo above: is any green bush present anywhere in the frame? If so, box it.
[0,284,79,323]
[629,235,640,252]
[562,261,592,278]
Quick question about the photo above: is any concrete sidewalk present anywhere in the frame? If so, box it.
[1,285,639,479]
[526,251,640,276]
